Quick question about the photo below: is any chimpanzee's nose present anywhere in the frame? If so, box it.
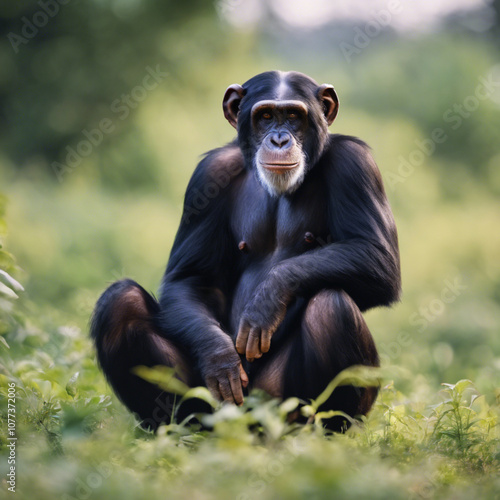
[270,132,291,149]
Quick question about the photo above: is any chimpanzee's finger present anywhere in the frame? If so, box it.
[236,320,251,355]
[260,329,272,353]
[239,363,249,388]
[246,327,262,361]
[228,370,244,405]
[218,378,234,403]
[206,377,222,402]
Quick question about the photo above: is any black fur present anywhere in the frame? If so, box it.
[91,71,401,431]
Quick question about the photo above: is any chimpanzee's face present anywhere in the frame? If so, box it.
[223,71,339,196]
[250,98,309,195]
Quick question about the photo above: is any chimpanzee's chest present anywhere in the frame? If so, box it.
[231,171,331,259]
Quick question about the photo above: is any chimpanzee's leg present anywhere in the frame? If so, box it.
[252,289,379,430]
[90,279,203,430]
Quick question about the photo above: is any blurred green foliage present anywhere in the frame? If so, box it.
[1,1,500,498]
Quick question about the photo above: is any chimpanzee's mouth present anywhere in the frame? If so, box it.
[261,162,299,172]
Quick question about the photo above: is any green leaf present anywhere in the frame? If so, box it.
[0,281,18,299]
[312,365,382,411]
[314,410,356,427]
[301,404,315,418]
[0,269,24,292]
[132,365,190,396]
[279,397,301,415]
[0,335,10,349]
[182,387,218,408]
[66,372,80,398]
[454,379,475,394]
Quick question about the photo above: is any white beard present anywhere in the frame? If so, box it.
[254,151,306,196]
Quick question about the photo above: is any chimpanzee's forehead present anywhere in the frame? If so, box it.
[242,71,319,104]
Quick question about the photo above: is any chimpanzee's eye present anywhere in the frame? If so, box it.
[262,112,272,120]
[289,112,298,120]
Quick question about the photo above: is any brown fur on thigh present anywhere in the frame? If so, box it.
[251,342,293,398]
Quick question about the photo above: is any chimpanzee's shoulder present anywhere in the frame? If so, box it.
[183,142,245,206]
[321,134,382,181]
[328,134,371,153]
[196,141,245,182]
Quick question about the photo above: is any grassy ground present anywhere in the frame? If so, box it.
[0,285,499,500]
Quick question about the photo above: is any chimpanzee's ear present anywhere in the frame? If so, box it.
[317,84,339,126]
[223,84,246,129]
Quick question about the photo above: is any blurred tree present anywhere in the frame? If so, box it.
[1,0,499,194]
[0,0,217,187]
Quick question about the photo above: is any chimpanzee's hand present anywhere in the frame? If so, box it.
[236,281,288,362]
[199,337,248,405]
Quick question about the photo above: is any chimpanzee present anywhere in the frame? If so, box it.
[91,70,401,431]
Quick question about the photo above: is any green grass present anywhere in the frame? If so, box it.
[1,281,499,500]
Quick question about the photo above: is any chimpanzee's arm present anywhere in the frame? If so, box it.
[272,137,401,311]
[158,146,248,403]
[236,136,401,360]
